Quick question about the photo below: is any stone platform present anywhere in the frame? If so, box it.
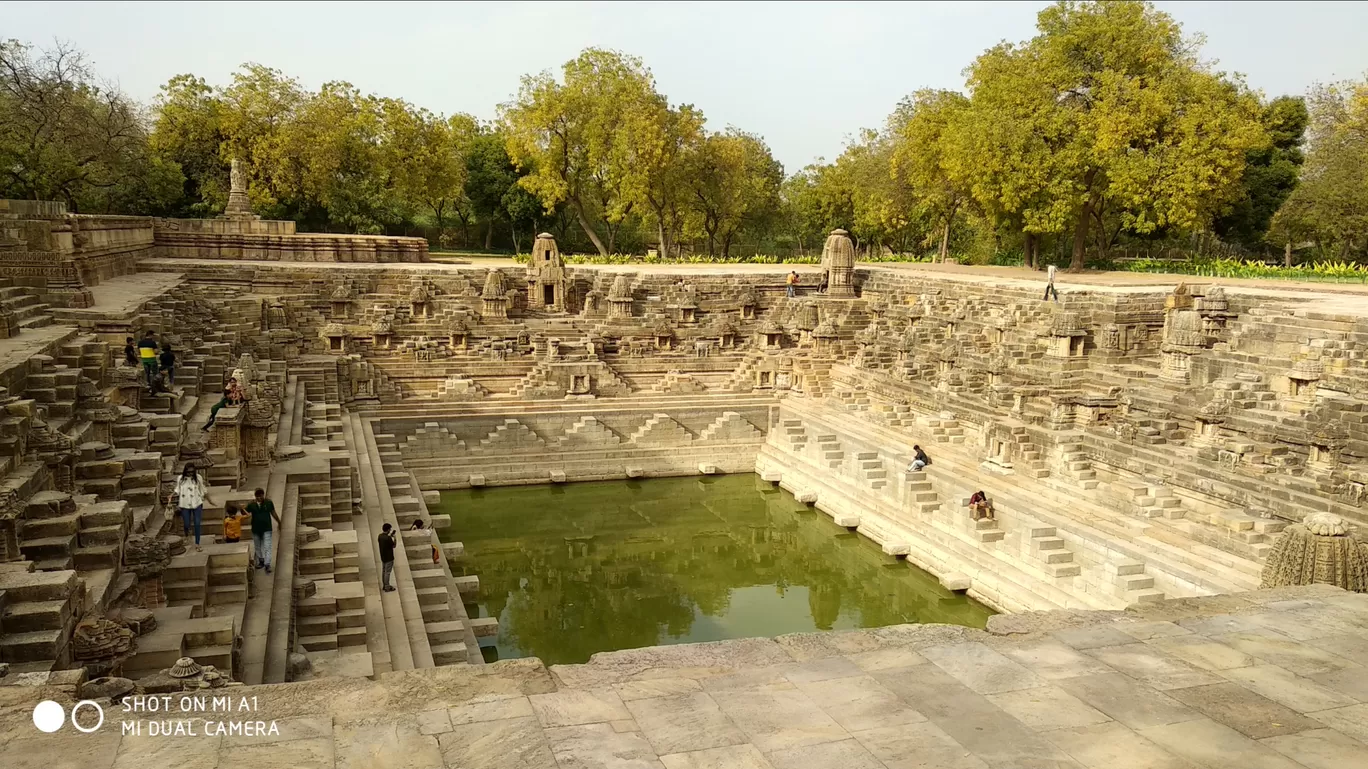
[3,586,1366,769]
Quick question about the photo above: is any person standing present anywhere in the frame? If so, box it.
[123,337,137,368]
[173,466,210,552]
[137,330,159,387]
[1044,264,1060,302]
[159,344,177,386]
[247,488,281,573]
[785,270,799,298]
[378,523,397,592]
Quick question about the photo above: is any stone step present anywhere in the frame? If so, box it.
[207,584,247,605]
[2,598,73,633]
[337,626,367,647]
[300,633,339,652]
[415,587,448,607]
[430,641,468,666]
[337,608,366,629]
[425,620,465,645]
[0,628,65,663]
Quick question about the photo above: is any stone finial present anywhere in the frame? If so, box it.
[330,283,353,301]
[608,275,632,301]
[409,282,430,303]
[822,229,856,269]
[169,657,203,679]
[371,317,395,336]
[481,270,506,299]
[813,319,838,339]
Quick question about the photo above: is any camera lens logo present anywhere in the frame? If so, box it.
[33,700,104,733]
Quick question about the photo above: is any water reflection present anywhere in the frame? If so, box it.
[435,475,993,665]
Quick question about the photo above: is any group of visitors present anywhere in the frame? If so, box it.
[124,330,177,395]
[375,518,442,592]
[903,445,995,520]
[784,271,832,298]
[172,468,279,569]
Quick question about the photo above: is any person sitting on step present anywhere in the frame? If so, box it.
[907,445,931,472]
[968,490,994,521]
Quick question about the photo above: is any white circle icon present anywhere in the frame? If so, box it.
[71,700,105,733]
[33,700,64,733]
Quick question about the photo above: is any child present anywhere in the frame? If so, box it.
[123,337,137,368]
[223,503,243,543]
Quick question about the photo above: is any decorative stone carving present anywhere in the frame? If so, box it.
[169,657,203,679]
[28,406,76,492]
[222,158,258,220]
[1260,513,1368,592]
[737,289,758,319]
[525,233,567,312]
[320,322,351,353]
[124,533,173,577]
[607,275,634,319]
[821,229,856,298]
[481,270,508,319]
[77,676,136,703]
[758,318,785,349]
[72,616,135,661]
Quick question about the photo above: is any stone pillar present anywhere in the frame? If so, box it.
[821,229,856,298]
[481,270,508,319]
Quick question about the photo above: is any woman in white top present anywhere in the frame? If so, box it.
[174,466,210,551]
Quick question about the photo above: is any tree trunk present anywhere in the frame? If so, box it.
[1284,241,1293,267]
[722,231,734,259]
[657,221,669,259]
[511,220,522,255]
[1024,232,1037,270]
[938,221,951,263]
[484,220,494,251]
[1070,202,1090,272]
[572,199,609,256]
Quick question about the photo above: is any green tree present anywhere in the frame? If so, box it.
[1270,79,1368,260]
[465,130,520,250]
[685,129,783,257]
[379,99,472,237]
[891,89,972,261]
[964,1,1267,270]
[640,105,703,258]
[1214,95,1309,249]
[501,48,674,256]
[150,73,227,216]
[0,40,182,212]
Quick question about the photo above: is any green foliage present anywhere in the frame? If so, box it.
[1119,256,1368,282]
[0,40,183,213]
[1269,79,1368,259]
[1214,96,1308,246]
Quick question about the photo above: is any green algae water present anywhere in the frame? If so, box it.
[435,475,993,665]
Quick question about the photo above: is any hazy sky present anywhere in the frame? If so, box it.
[6,1,1367,171]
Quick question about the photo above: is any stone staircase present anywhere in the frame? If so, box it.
[855,452,887,490]
[0,567,83,671]
[0,285,54,330]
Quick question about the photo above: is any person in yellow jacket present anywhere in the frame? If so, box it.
[785,270,799,298]
[223,503,244,543]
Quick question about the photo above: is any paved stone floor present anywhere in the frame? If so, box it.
[1,585,1365,769]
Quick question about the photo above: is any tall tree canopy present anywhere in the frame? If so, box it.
[1270,79,1368,260]
[958,1,1268,269]
[0,40,180,212]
